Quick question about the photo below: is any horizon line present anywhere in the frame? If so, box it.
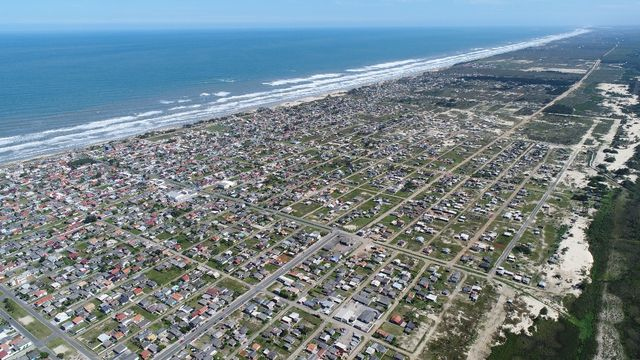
[0,24,617,34]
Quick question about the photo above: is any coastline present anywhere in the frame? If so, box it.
[0,90,350,169]
[0,28,589,167]
[3,26,638,360]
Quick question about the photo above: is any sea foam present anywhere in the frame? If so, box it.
[0,29,589,163]
[263,73,343,86]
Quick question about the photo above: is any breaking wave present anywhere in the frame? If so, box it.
[263,73,343,86]
[0,29,589,163]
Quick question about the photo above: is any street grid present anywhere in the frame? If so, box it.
[0,34,616,360]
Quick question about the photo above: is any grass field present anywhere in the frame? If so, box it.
[47,337,78,358]
[1,298,52,340]
[523,116,593,145]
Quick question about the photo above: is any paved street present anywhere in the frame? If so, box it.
[154,230,341,360]
[490,59,602,275]
[0,304,54,356]
[0,285,96,360]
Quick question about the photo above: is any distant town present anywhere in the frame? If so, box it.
[1,28,639,360]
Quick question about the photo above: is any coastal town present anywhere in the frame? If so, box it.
[1,29,639,360]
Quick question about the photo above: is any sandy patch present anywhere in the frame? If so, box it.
[524,67,587,74]
[342,225,358,232]
[595,287,625,360]
[594,83,640,175]
[540,215,593,297]
[597,83,638,117]
[18,316,35,326]
[627,120,640,142]
[607,141,640,170]
[597,83,639,99]
[402,312,432,352]
[442,139,458,147]
[53,344,70,355]
[562,168,593,188]
[501,294,559,337]
[467,288,513,360]
[593,118,621,166]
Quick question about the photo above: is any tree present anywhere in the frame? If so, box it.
[540,307,549,316]
[83,215,98,224]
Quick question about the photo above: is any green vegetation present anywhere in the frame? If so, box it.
[146,267,185,285]
[68,157,98,169]
[523,117,592,145]
[47,337,77,358]
[490,180,640,359]
[625,144,640,172]
[1,299,52,339]
[602,182,640,358]
[461,74,575,90]
[543,103,574,115]
[592,120,614,139]
[490,316,581,360]
[134,305,159,321]
[217,277,248,296]
[83,214,98,224]
[423,284,498,359]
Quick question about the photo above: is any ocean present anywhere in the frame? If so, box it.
[0,27,585,163]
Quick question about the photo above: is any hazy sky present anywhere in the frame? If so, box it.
[2,0,639,30]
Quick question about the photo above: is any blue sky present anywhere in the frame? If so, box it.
[2,0,639,30]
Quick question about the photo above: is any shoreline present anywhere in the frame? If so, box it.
[0,28,589,167]
[0,90,350,169]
